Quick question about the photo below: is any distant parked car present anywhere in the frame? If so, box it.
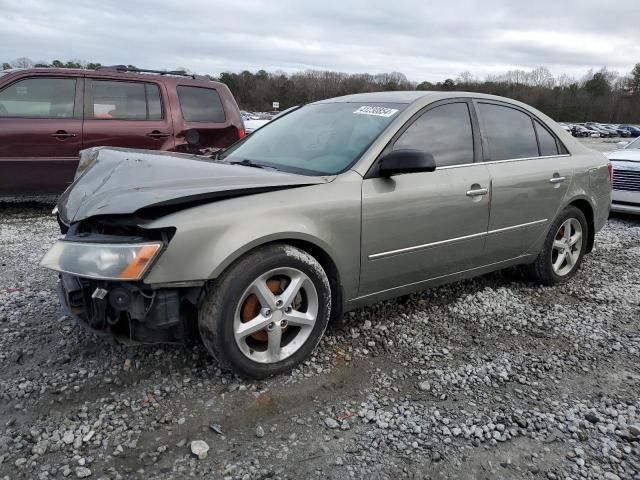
[585,123,614,138]
[0,66,245,195]
[620,125,640,137]
[598,125,619,137]
[612,125,631,137]
[607,136,640,214]
[571,125,590,137]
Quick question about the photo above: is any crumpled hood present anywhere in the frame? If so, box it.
[58,147,331,223]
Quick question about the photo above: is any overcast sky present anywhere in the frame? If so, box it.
[1,0,638,82]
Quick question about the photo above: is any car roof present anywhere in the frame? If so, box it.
[313,90,543,108]
[315,91,438,104]
[2,67,223,87]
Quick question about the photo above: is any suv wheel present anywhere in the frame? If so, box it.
[198,244,331,378]
[528,206,588,285]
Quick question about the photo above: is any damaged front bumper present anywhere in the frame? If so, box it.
[57,273,202,343]
[43,205,204,343]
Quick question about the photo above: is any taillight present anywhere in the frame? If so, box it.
[238,127,246,139]
[607,163,613,184]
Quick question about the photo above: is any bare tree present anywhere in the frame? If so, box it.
[456,71,474,86]
[11,57,34,68]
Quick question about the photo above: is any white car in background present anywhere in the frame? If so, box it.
[607,137,640,214]
[244,118,271,134]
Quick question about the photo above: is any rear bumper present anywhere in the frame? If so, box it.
[57,273,200,343]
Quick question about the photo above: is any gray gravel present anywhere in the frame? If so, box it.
[0,204,639,480]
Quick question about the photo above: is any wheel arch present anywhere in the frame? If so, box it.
[567,198,595,253]
[210,236,345,325]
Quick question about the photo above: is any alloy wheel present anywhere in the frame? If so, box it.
[233,267,318,364]
[551,218,583,276]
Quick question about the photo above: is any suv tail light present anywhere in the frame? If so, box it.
[238,127,246,139]
[607,163,613,184]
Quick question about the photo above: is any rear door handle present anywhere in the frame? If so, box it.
[146,130,171,139]
[549,176,566,184]
[50,130,78,139]
[466,188,489,197]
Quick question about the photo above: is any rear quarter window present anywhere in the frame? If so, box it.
[534,120,560,156]
[177,86,225,123]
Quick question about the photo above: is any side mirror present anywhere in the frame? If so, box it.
[378,149,436,177]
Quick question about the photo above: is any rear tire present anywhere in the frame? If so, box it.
[198,244,331,378]
[527,206,588,286]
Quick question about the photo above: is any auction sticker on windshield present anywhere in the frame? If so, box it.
[353,106,399,117]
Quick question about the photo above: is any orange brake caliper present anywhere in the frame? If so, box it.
[241,279,283,342]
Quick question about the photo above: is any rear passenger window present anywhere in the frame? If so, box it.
[534,120,559,156]
[393,102,474,167]
[90,80,162,120]
[177,86,225,123]
[478,103,538,161]
[0,77,76,118]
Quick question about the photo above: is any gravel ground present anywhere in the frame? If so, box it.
[1,157,639,479]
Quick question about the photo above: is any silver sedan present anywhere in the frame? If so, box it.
[42,91,612,378]
[607,136,640,214]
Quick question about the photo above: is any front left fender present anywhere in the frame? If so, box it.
[142,171,363,301]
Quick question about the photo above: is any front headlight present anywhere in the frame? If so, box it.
[40,241,162,280]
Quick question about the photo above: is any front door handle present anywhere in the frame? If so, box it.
[146,130,171,139]
[466,187,489,197]
[50,130,78,139]
[549,176,566,184]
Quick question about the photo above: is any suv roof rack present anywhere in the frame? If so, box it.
[97,65,207,80]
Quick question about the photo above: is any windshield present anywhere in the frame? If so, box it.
[625,136,640,150]
[219,102,406,175]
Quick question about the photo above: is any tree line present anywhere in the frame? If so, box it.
[4,57,640,123]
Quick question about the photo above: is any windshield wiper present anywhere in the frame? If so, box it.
[229,159,280,171]
[229,159,266,169]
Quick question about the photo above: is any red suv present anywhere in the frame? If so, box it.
[0,66,245,195]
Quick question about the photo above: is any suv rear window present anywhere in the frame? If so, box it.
[90,80,162,120]
[177,86,225,123]
[0,77,76,118]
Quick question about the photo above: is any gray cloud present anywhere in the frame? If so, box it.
[0,0,638,82]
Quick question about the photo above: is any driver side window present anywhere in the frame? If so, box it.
[394,102,474,167]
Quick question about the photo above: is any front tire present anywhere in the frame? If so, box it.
[527,206,588,286]
[198,244,331,378]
